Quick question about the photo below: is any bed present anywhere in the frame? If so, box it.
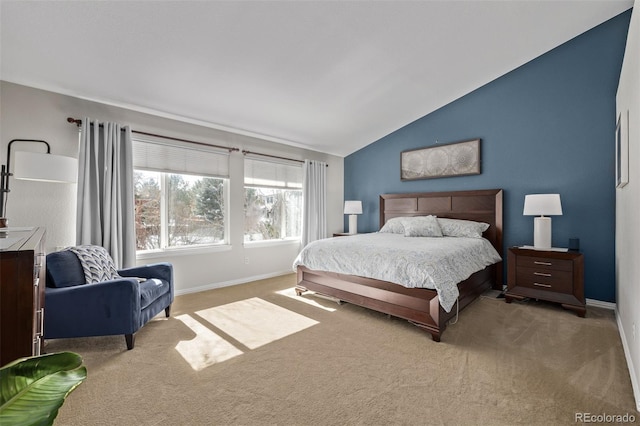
[294,189,503,342]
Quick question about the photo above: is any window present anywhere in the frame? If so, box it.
[244,157,303,242]
[133,139,229,252]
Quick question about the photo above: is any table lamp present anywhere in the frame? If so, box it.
[344,200,362,234]
[523,193,562,249]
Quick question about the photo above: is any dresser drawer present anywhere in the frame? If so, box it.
[516,256,573,272]
[516,267,573,294]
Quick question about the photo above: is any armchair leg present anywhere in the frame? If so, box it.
[125,333,135,350]
[165,305,171,318]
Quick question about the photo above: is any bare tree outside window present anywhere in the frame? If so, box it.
[135,171,161,250]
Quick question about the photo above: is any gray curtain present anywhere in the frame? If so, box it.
[76,117,136,268]
[302,160,327,247]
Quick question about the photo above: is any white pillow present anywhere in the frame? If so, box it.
[379,217,406,234]
[437,218,489,238]
[403,216,443,237]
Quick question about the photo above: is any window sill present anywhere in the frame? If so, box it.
[136,244,232,260]
[244,239,301,249]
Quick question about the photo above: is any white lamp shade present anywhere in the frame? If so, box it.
[14,151,78,183]
[344,200,362,215]
[523,194,562,216]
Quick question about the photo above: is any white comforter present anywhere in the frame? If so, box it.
[293,233,502,313]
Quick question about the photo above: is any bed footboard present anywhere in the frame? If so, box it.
[296,265,495,342]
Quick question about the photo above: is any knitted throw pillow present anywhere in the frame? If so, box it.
[67,245,121,283]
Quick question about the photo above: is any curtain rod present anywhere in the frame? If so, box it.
[67,117,239,153]
[242,150,328,167]
[67,117,327,166]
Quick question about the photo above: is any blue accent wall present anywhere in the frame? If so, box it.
[344,10,631,302]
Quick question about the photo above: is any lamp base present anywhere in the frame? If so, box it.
[533,216,552,249]
[348,215,358,234]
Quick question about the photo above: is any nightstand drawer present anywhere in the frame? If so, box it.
[516,267,573,294]
[517,256,573,272]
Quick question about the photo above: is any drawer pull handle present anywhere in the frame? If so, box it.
[39,308,44,336]
[533,282,552,288]
[534,261,552,266]
[534,272,552,277]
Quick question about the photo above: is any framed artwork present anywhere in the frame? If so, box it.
[616,111,629,189]
[401,138,481,181]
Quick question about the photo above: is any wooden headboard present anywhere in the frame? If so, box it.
[379,189,503,257]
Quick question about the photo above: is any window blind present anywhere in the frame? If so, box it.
[244,157,303,189]
[132,139,229,178]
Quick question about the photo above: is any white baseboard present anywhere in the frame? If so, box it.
[616,309,640,412]
[586,298,616,310]
[174,270,294,296]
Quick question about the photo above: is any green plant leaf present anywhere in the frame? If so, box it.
[0,352,87,426]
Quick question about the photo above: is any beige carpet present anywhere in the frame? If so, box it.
[46,274,638,425]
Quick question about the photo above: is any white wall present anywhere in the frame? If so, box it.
[616,1,640,411]
[0,81,344,294]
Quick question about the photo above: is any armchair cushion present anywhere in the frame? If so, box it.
[139,278,171,310]
[46,250,86,288]
[120,263,174,310]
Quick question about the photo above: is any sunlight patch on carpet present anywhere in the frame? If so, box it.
[196,297,319,349]
[175,314,244,371]
[276,287,337,312]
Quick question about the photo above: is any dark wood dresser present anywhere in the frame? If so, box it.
[505,246,585,317]
[0,227,46,366]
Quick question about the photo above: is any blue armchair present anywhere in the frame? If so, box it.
[45,247,174,350]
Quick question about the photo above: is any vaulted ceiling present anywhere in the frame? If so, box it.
[0,1,633,156]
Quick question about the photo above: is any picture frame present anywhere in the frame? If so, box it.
[401,138,481,181]
[616,111,629,189]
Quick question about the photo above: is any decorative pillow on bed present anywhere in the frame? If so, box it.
[379,217,406,234]
[437,218,489,238]
[403,215,443,237]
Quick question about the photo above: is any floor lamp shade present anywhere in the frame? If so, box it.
[13,151,78,183]
[344,200,362,234]
[0,148,78,224]
[523,194,562,249]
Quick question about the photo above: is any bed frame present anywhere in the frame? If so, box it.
[295,189,503,342]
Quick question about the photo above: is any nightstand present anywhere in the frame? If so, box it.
[505,247,585,317]
[333,232,355,237]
